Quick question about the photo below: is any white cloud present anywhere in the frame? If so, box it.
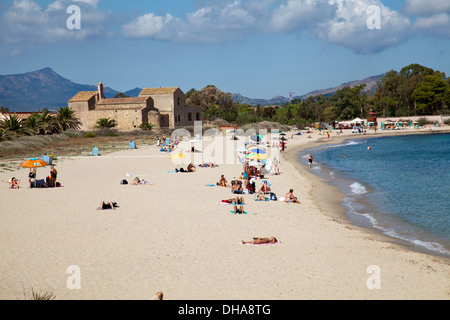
[0,0,109,53]
[123,0,258,42]
[122,0,413,54]
[404,0,450,16]
[413,13,450,37]
[315,0,411,54]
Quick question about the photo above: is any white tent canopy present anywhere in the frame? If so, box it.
[352,118,364,123]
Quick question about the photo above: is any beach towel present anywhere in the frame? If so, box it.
[254,198,269,201]
[231,211,247,214]
[219,200,245,205]
[279,197,300,204]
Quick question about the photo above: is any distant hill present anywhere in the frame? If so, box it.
[0,68,119,112]
[123,87,143,97]
[232,73,386,106]
[0,67,386,111]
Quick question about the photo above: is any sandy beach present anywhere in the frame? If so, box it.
[0,126,449,300]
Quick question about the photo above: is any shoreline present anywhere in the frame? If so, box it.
[282,127,450,261]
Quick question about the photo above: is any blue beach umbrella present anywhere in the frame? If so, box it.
[247,147,266,154]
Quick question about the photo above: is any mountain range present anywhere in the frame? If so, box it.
[0,68,385,112]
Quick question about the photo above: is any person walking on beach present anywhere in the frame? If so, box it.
[308,154,313,169]
[273,157,280,175]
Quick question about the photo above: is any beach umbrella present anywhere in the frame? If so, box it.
[250,135,263,142]
[246,153,268,160]
[20,158,48,168]
[169,153,186,159]
[247,147,266,154]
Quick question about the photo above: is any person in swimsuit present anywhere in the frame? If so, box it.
[233,205,245,214]
[308,154,313,169]
[285,189,300,204]
[242,236,278,245]
[217,175,229,187]
[99,201,116,210]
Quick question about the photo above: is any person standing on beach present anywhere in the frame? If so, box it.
[308,155,313,169]
[273,157,280,175]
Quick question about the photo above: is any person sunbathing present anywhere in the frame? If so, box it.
[254,191,267,201]
[217,175,228,187]
[9,177,20,189]
[259,181,271,194]
[133,177,152,185]
[187,163,196,172]
[242,236,278,245]
[285,189,300,203]
[222,196,245,205]
[98,201,118,210]
[233,205,245,214]
[198,162,217,168]
[231,180,243,194]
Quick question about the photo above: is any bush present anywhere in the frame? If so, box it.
[140,122,154,131]
[83,132,97,138]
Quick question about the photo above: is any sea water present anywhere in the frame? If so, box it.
[301,133,450,257]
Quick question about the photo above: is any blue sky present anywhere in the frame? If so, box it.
[0,0,449,99]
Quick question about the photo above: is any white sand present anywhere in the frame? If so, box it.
[0,126,449,300]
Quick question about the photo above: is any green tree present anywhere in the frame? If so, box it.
[35,108,60,134]
[95,117,116,128]
[55,107,81,131]
[0,113,32,140]
[114,93,130,98]
[412,75,448,115]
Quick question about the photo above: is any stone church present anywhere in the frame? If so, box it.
[68,83,202,131]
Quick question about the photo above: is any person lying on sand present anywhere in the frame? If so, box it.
[233,205,245,214]
[254,191,267,201]
[222,196,245,205]
[133,177,152,185]
[98,201,118,210]
[198,162,218,168]
[242,236,278,245]
[187,163,196,172]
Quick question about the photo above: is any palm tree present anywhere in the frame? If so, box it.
[0,113,32,140]
[95,117,116,128]
[56,107,81,131]
[22,113,41,135]
[36,108,59,134]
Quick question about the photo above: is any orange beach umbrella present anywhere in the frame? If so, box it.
[20,158,48,168]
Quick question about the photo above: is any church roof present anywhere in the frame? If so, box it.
[140,87,180,95]
[96,97,149,105]
[69,91,97,102]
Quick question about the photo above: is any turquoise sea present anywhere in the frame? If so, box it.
[301,133,450,257]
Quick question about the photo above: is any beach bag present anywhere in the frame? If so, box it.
[270,192,277,201]
[120,179,128,185]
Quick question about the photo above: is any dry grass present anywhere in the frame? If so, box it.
[0,129,159,170]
